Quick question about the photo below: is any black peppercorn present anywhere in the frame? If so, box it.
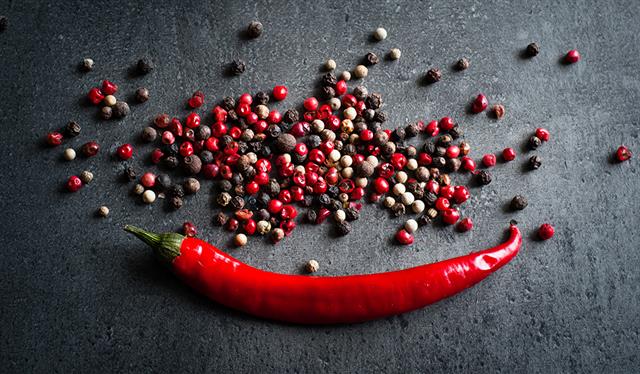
[425,68,442,84]
[170,196,184,210]
[141,126,157,142]
[266,179,280,196]
[230,173,244,186]
[230,59,246,75]
[195,125,211,141]
[335,221,352,236]
[476,170,492,185]
[213,212,229,226]
[393,127,406,141]
[219,180,233,192]
[318,194,331,206]
[510,195,528,210]
[352,86,368,101]
[65,121,81,137]
[526,42,540,57]
[455,58,469,71]
[182,155,202,175]
[424,192,438,206]
[137,57,154,74]
[231,196,245,210]
[154,174,170,190]
[363,109,376,122]
[423,141,436,154]
[307,135,322,149]
[222,96,235,111]
[255,208,270,221]
[528,136,542,150]
[447,158,461,172]
[327,186,340,198]
[184,178,200,194]
[437,134,453,147]
[365,93,383,110]
[0,16,8,32]
[432,157,446,169]
[355,161,375,178]
[135,87,150,103]
[449,125,463,140]
[328,200,342,212]
[364,52,379,66]
[391,203,406,217]
[306,209,318,223]
[124,165,137,181]
[345,207,360,221]
[163,156,179,169]
[374,111,388,123]
[321,72,337,87]
[528,155,542,170]
[101,106,113,120]
[283,109,299,124]
[405,123,420,138]
[255,91,269,105]
[169,184,185,198]
[247,20,263,38]
[301,195,314,207]
[322,86,336,99]
[434,146,447,157]
[113,101,130,118]
[342,143,356,156]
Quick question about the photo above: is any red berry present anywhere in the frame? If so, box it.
[117,144,133,160]
[373,177,390,194]
[446,145,460,158]
[418,153,432,166]
[183,221,197,237]
[395,229,414,245]
[202,164,219,179]
[273,86,288,101]
[239,93,253,105]
[482,153,496,167]
[435,197,450,211]
[390,153,407,170]
[425,180,440,195]
[535,128,550,142]
[185,112,201,128]
[565,50,581,64]
[461,156,476,172]
[502,148,516,162]
[335,80,347,96]
[66,175,83,192]
[236,103,251,117]
[471,94,488,114]
[442,208,461,225]
[179,141,194,157]
[46,132,63,146]
[439,185,455,199]
[268,199,284,214]
[424,120,439,137]
[457,217,473,232]
[101,80,118,95]
[281,205,297,220]
[538,223,555,240]
[254,171,269,185]
[616,146,632,162]
[81,141,100,157]
[303,97,319,111]
[244,219,257,235]
[246,181,259,195]
[150,148,164,164]
[452,186,470,204]
[141,172,156,188]
[360,129,373,142]
[439,117,454,131]
[268,110,282,124]
[87,87,105,105]
[162,131,175,145]
[188,95,204,109]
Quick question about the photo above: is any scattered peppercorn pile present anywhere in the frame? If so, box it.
[43,23,633,249]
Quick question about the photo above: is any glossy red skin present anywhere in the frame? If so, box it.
[171,225,522,324]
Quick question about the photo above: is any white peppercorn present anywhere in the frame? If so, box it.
[234,233,248,247]
[340,155,353,168]
[412,200,426,214]
[255,104,269,119]
[97,206,110,217]
[305,260,319,273]
[329,98,341,110]
[82,58,94,71]
[133,183,144,195]
[389,48,401,60]
[405,219,418,234]
[256,220,271,235]
[395,171,408,184]
[334,209,346,222]
[383,196,396,208]
[142,190,156,204]
[340,71,351,81]
[63,148,76,161]
[355,177,368,188]
[104,95,117,107]
[325,59,336,71]
[401,192,415,206]
[353,65,368,79]
[79,170,94,184]
[406,158,418,171]
[393,183,406,196]
[341,167,353,179]
[328,149,341,162]
[312,119,325,133]
[373,27,387,41]
[343,107,357,120]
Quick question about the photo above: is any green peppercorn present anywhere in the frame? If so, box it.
[510,195,528,210]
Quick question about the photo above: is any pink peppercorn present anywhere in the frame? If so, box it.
[162,131,175,145]
[185,112,201,128]
[188,94,204,109]
[150,148,164,164]
[482,153,496,167]
[452,186,470,204]
[471,94,488,113]
[273,86,288,101]
[535,128,550,142]
[461,156,476,172]
[141,172,156,188]
[335,80,347,96]
[442,208,461,225]
[101,80,118,95]
[239,93,252,105]
[446,145,460,158]
[457,217,473,232]
[87,88,105,105]
[117,144,133,160]
[395,229,414,245]
[564,50,581,64]
[66,175,83,192]
[303,97,319,111]
[616,146,632,162]
[47,132,64,146]
[502,148,516,162]
[435,197,450,211]
[439,117,454,131]
[424,120,439,137]
[179,141,194,157]
[183,221,197,237]
[538,223,555,240]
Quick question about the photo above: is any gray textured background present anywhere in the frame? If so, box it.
[1,0,639,373]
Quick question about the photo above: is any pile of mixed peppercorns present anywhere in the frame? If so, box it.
[44,21,632,249]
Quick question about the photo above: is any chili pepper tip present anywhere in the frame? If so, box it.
[124,225,184,264]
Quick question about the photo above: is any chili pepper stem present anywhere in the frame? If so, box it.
[124,225,184,264]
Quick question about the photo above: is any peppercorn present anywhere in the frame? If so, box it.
[426,208,438,219]
[135,87,150,103]
[212,212,228,227]
[322,86,336,99]
[230,59,246,75]
[0,16,7,32]
[217,192,232,207]
[417,215,432,226]
[447,158,461,172]
[373,27,387,41]
[492,104,505,120]
[528,136,542,150]
[104,95,117,107]
[230,196,244,210]
[65,121,81,137]
[335,221,352,236]
[510,195,528,210]
[449,125,463,139]
[283,109,299,124]
[123,166,137,181]
[389,48,401,60]
[391,202,406,217]
[476,170,492,185]
[344,207,359,221]
[163,156,179,169]
[234,233,248,247]
[97,206,109,217]
[455,58,469,70]
[100,106,113,120]
[365,52,379,66]
[528,155,542,170]
[353,65,368,79]
[393,127,406,142]
[167,184,184,198]
[113,101,130,118]
[170,196,184,210]
[231,173,244,186]
[80,141,100,157]
[355,161,375,178]
[321,72,337,87]
[302,259,319,274]
[274,134,296,153]
[142,190,156,204]
[79,170,93,184]
[137,56,154,74]
[425,68,442,84]
[431,157,446,169]
[526,42,540,57]
[182,155,202,175]
[270,228,285,243]
[245,20,263,38]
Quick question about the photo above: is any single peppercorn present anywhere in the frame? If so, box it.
[230,59,246,75]
[65,121,81,138]
[183,155,202,175]
[137,56,154,74]
[405,123,420,138]
[510,195,528,210]
[476,170,492,185]
[321,72,337,87]
[283,109,299,124]
[271,228,285,243]
[492,104,505,119]
[113,101,130,118]
[81,141,100,157]
[170,196,184,210]
[274,133,296,153]
[163,156,179,169]
[80,58,94,72]
[247,20,263,38]
[183,178,200,194]
[141,126,157,142]
[79,170,94,184]
[528,155,542,170]
[213,212,229,226]
[344,207,359,221]
[135,87,150,103]
[97,206,109,217]
[364,52,379,66]
[391,202,406,217]
[353,65,368,79]
[335,221,352,236]
[526,42,540,57]
[124,166,137,181]
[528,136,542,150]
[169,184,185,198]
[154,174,170,190]
[455,58,469,70]
[425,68,442,84]
[389,48,401,60]
[100,106,113,120]
[417,215,432,227]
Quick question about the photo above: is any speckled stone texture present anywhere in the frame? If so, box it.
[1,0,639,373]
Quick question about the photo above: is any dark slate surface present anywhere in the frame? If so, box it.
[1,0,639,373]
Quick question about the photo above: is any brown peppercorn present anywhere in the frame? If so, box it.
[155,113,170,128]
[247,20,263,38]
[365,93,383,110]
[426,208,438,219]
[79,170,94,184]
[137,57,154,74]
[80,141,100,157]
[213,212,229,226]
[510,195,528,210]
[528,155,542,170]
[135,87,150,103]
[449,125,463,140]
[405,123,420,138]
[182,155,202,175]
[459,141,471,156]
[163,156,179,169]
[528,136,542,150]
[476,170,492,185]
[373,130,389,146]
[217,192,232,207]
[417,215,433,226]
[391,202,406,217]
[431,157,446,169]
[455,58,470,71]
[526,42,540,57]
[424,192,438,206]
[124,166,137,181]
[170,196,184,210]
[364,52,379,66]
[230,196,245,210]
[447,158,461,172]
[270,228,285,243]
[141,126,157,142]
[355,161,375,178]
[305,260,319,273]
[416,167,430,182]
[230,59,246,75]
[113,101,130,118]
[335,221,352,236]
[274,134,296,153]
[100,106,113,120]
[492,104,505,119]
[183,178,200,194]
[425,68,442,84]
[65,121,81,137]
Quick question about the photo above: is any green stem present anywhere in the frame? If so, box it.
[124,225,184,264]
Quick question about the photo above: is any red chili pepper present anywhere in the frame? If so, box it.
[125,224,522,324]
